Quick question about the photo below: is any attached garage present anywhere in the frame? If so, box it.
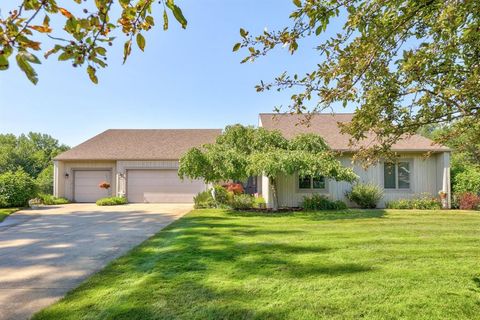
[53,129,221,202]
[126,169,206,203]
[74,170,112,202]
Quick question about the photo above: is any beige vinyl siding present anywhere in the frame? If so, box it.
[60,161,116,201]
[274,153,446,208]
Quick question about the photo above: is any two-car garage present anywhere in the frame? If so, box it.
[54,129,221,203]
[126,169,206,203]
[72,168,206,203]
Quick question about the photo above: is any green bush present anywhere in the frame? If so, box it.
[386,194,441,210]
[0,169,37,207]
[38,193,70,205]
[301,194,347,210]
[194,190,215,209]
[36,165,54,194]
[346,183,383,209]
[230,194,255,210]
[96,196,127,206]
[254,196,266,208]
[212,185,232,205]
[454,167,480,193]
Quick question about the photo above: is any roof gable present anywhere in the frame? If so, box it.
[259,113,449,152]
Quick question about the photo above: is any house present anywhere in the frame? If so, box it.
[258,113,451,208]
[53,113,451,208]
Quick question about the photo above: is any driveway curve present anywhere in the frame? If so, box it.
[0,203,192,320]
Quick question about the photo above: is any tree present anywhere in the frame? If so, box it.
[0,132,69,194]
[421,118,480,193]
[235,0,479,163]
[178,125,358,210]
[0,0,187,84]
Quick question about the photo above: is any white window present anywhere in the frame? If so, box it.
[298,175,326,190]
[384,161,411,190]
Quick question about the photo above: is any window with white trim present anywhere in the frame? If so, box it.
[384,161,411,189]
[299,175,326,190]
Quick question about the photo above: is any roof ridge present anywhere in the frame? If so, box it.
[259,112,355,115]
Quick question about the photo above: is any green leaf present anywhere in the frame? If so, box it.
[171,5,187,29]
[293,0,302,7]
[16,53,38,84]
[240,28,247,38]
[163,9,168,30]
[123,40,132,64]
[136,33,146,51]
[95,47,107,56]
[21,52,41,64]
[232,43,241,52]
[0,55,9,70]
[87,66,98,84]
[58,51,72,61]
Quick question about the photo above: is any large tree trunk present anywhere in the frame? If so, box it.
[269,176,279,211]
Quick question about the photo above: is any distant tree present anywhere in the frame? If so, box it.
[0,0,187,84]
[235,0,480,163]
[0,133,69,194]
[422,119,480,193]
[179,125,358,210]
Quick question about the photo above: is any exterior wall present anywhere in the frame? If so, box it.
[54,160,116,201]
[261,152,451,208]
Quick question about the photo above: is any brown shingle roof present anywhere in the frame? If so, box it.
[259,113,450,152]
[55,129,222,161]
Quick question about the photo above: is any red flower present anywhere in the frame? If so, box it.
[99,181,111,189]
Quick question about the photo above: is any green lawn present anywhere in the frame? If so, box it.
[34,209,480,320]
[0,207,19,222]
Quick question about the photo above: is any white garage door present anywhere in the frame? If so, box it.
[127,169,206,203]
[74,170,112,203]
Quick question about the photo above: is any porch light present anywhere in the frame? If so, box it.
[65,173,69,179]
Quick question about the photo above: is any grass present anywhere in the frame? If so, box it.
[33,209,480,320]
[0,207,20,222]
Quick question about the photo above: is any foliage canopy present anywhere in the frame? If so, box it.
[0,0,187,84]
[235,0,479,161]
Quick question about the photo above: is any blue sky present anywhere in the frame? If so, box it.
[0,0,352,147]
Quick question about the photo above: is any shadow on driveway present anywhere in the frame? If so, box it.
[0,203,191,320]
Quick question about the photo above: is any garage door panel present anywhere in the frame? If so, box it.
[127,169,205,203]
[74,170,112,203]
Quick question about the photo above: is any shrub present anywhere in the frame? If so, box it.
[0,169,37,207]
[96,196,127,206]
[386,194,441,210]
[346,183,383,209]
[454,168,480,194]
[36,165,54,194]
[212,185,231,205]
[38,193,70,205]
[457,193,480,210]
[254,195,266,208]
[224,183,244,194]
[301,194,347,210]
[194,190,215,209]
[230,194,255,210]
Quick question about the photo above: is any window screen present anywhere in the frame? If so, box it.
[312,176,326,189]
[397,162,410,189]
[299,176,311,189]
[384,163,396,189]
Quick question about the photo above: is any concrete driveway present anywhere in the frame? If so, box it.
[0,203,192,320]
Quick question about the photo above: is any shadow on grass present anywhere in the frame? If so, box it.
[227,209,387,221]
[33,211,375,320]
